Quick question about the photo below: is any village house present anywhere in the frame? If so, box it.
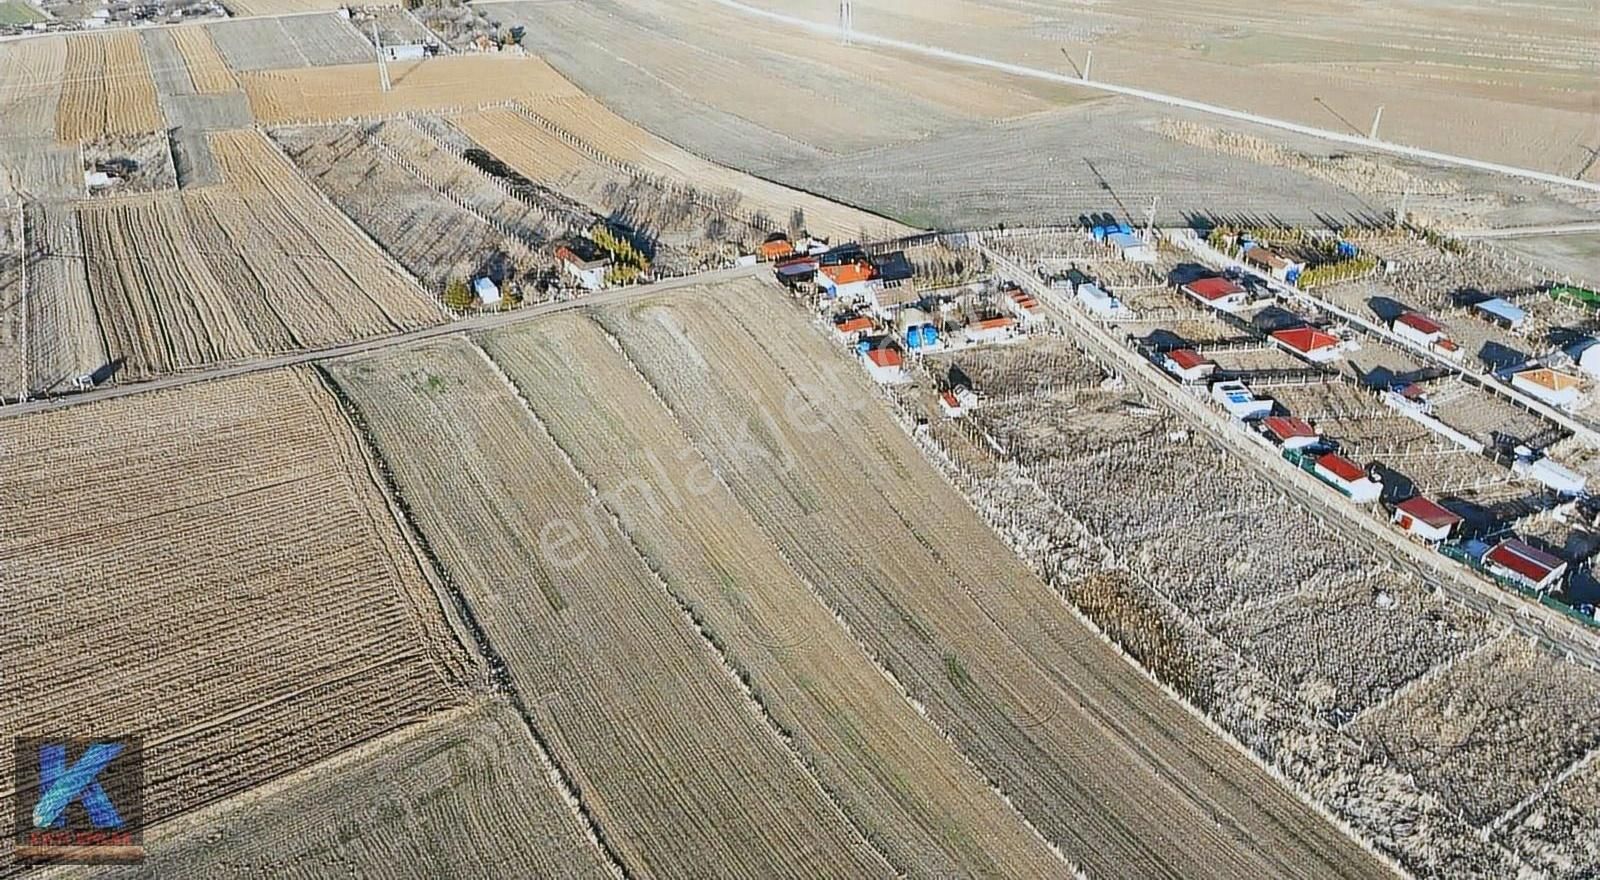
[1182,276,1249,312]
[1271,326,1344,363]
[555,239,611,291]
[1162,348,1215,383]
[1261,415,1319,450]
[1482,538,1567,593]
[1392,496,1462,543]
[1511,367,1582,408]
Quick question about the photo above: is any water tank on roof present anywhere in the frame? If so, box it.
[921,326,939,348]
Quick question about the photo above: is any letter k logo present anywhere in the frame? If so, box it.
[32,742,124,830]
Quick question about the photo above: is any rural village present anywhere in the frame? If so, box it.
[3,0,1600,878]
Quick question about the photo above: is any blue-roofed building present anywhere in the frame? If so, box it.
[1474,298,1527,331]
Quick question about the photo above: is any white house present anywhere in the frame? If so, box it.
[1077,283,1136,320]
[965,316,1018,345]
[1392,311,1462,359]
[383,44,429,62]
[1392,496,1462,543]
[817,261,880,302]
[1162,348,1215,383]
[1211,380,1272,421]
[1511,367,1582,408]
[1313,452,1381,504]
[1575,340,1600,380]
[939,386,977,418]
[1182,277,1249,313]
[473,277,501,306]
[1271,326,1344,363]
[1483,538,1567,593]
[1106,231,1156,263]
[1261,415,1319,450]
[556,242,610,291]
[861,346,909,384]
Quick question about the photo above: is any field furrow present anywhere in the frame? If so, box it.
[171,27,240,95]
[57,31,163,143]
[325,338,895,880]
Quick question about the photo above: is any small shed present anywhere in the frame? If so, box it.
[1392,312,1444,346]
[1077,283,1136,320]
[861,345,909,384]
[1482,538,1567,593]
[1314,452,1381,504]
[1510,367,1582,408]
[555,240,611,291]
[833,315,874,342]
[965,316,1018,345]
[1242,245,1305,283]
[1210,380,1272,421]
[1106,231,1155,263]
[1003,288,1044,324]
[1574,340,1600,380]
[473,277,501,306]
[940,386,976,419]
[1474,298,1527,331]
[1393,496,1462,543]
[1162,348,1215,383]
[1182,277,1248,313]
[1512,456,1586,496]
[1261,416,1319,450]
[759,235,795,262]
[1271,326,1343,363]
[382,44,428,62]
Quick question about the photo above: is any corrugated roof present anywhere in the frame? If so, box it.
[866,347,903,368]
[1184,277,1245,301]
[821,262,875,285]
[973,316,1015,331]
[1272,326,1340,353]
[1317,452,1366,483]
[1514,367,1582,392]
[1486,538,1564,582]
[1396,311,1444,336]
[836,316,873,333]
[1263,416,1316,440]
[1475,298,1527,323]
[1244,246,1289,269]
[1396,496,1461,528]
[1167,349,1212,370]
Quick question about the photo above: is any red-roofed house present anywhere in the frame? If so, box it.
[1261,416,1319,450]
[1314,452,1381,503]
[817,261,879,301]
[1392,496,1462,543]
[1271,326,1344,363]
[939,386,976,418]
[833,315,874,342]
[1511,367,1583,408]
[862,345,908,384]
[1391,311,1462,360]
[1482,538,1567,593]
[1162,348,1216,383]
[1182,277,1248,312]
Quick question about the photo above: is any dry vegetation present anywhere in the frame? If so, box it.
[325,338,895,880]
[0,36,64,140]
[222,0,348,16]
[591,278,1387,879]
[0,368,469,831]
[478,315,1070,879]
[1510,757,1600,880]
[24,201,103,392]
[170,26,239,94]
[56,32,163,143]
[0,204,22,394]
[240,55,581,122]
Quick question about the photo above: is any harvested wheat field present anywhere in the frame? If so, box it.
[60,701,615,880]
[0,206,21,394]
[0,368,470,841]
[76,195,262,381]
[241,55,582,122]
[585,277,1387,880]
[24,201,105,393]
[170,26,239,95]
[478,315,1071,879]
[0,36,64,141]
[56,31,163,143]
[325,338,895,880]
[221,0,350,16]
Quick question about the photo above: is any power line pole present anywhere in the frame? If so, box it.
[1083,50,1092,82]
[1144,194,1159,240]
[1369,104,1384,141]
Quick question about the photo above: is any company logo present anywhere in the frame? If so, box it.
[12,736,144,864]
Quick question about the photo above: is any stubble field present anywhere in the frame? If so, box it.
[57,32,163,143]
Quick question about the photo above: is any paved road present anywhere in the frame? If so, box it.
[711,0,1600,196]
[0,264,763,422]
[982,243,1600,672]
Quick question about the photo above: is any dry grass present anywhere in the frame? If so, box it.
[23,201,104,392]
[0,368,470,830]
[221,0,348,16]
[171,26,239,95]
[240,55,582,123]
[0,36,64,139]
[325,337,896,880]
[56,31,163,142]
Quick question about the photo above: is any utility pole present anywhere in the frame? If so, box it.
[373,23,391,93]
[1144,194,1159,240]
[1083,50,1093,82]
[839,1,852,45]
[1369,104,1384,141]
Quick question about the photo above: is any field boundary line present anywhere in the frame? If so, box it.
[467,336,904,877]
[15,199,27,396]
[1490,741,1600,835]
[1344,629,1514,731]
[315,359,633,880]
[706,0,1600,195]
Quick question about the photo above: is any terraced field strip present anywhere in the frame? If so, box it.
[480,315,1072,879]
[0,203,22,394]
[76,195,262,381]
[0,368,469,834]
[23,201,104,393]
[596,277,1392,880]
[0,36,65,139]
[81,701,615,880]
[57,31,163,142]
[325,338,895,880]
[171,26,239,95]
[240,55,582,123]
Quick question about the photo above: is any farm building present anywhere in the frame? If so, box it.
[1078,283,1136,320]
[965,316,1019,345]
[833,315,874,342]
[1391,311,1462,358]
[817,261,879,301]
[1271,326,1343,363]
[1162,348,1215,383]
[759,234,795,262]
[1003,288,1044,324]
[1573,340,1600,380]
[1211,380,1272,421]
[556,240,611,291]
[1512,456,1586,496]
[1242,245,1304,283]
[1510,367,1582,408]
[1383,382,1433,415]
[1482,538,1567,593]
[382,44,429,62]
[1182,277,1248,313]
[940,386,976,418]
[870,251,915,285]
[1106,231,1156,263]
[864,284,921,318]
[1392,496,1462,543]
[1261,416,1319,450]
[473,277,501,307]
[774,255,820,286]
[1474,298,1527,331]
[1312,452,1381,504]
[861,345,909,384]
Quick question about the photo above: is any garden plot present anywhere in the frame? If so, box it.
[597,279,1388,880]
[479,316,1070,879]
[56,31,164,142]
[82,132,176,194]
[88,702,615,880]
[326,338,893,880]
[0,368,470,829]
[272,124,530,291]
[241,55,580,122]
[1510,758,1600,880]
[24,201,104,392]
[1350,636,1600,829]
[1427,384,1568,451]
[1213,573,1496,724]
[208,13,373,71]
[138,29,196,99]
[2,36,66,138]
